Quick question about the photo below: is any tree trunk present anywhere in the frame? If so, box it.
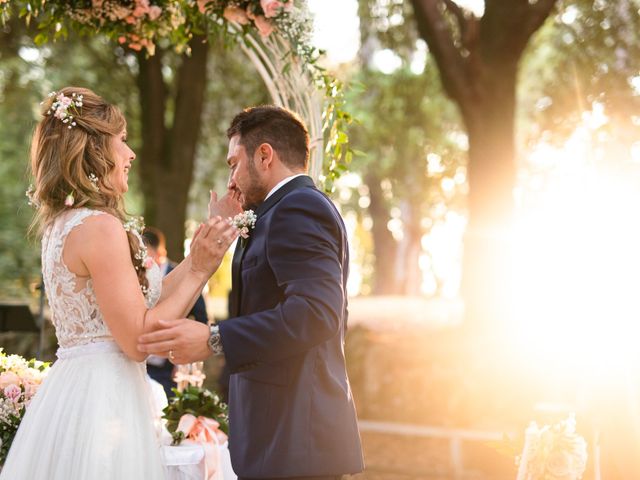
[137,37,209,260]
[409,0,557,329]
[365,171,400,295]
[461,62,517,328]
[396,199,424,296]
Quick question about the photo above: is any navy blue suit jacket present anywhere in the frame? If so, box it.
[219,175,364,478]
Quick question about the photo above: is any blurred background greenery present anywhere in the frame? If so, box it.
[2,1,640,478]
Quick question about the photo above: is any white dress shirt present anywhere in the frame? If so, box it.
[264,174,307,201]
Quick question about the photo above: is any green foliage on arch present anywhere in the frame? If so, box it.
[1,0,353,189]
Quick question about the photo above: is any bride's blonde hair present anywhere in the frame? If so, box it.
[30,86,148,288]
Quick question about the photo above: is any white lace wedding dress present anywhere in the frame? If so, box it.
[0,208,167,479]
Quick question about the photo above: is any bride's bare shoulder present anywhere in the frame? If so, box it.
[62,210,124,244]
[64,211,129,272]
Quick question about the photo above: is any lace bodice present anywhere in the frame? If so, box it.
[42,208,162,348]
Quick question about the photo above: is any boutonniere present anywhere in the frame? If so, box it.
[230,210,257,247]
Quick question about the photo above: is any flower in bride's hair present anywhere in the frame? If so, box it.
[26,184,39,207]
[143,256,155,270]
[44,91,83,129]
[230,210,257,239]
[88,173,100,192]
[64,192,75,207]
[123,216,145,235]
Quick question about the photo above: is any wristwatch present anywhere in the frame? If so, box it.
[207,324,224,355]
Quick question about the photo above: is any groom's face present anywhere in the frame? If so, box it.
[227,135,268,209]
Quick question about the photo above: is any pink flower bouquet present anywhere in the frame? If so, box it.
[0,349,50,465]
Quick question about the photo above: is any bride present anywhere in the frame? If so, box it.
[0,87,239,479]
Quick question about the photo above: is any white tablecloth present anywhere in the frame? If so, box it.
[163,442,236,480]
[148,377,236,480]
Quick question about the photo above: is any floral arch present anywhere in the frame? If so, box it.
[2,0,350,188]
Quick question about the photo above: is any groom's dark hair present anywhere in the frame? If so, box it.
[227,106,310,170]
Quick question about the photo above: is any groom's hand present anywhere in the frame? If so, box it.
[137,319,211,364]
[208,189,242,220]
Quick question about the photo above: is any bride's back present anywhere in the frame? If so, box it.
[41,208,114,349]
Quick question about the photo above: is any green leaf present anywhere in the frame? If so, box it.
[33,32,48,45]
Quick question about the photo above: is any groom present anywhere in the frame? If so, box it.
[139,106,364,480]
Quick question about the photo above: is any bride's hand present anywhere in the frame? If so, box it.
[189,217,239,278]
[208,189,243,220]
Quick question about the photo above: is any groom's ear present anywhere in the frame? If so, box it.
[256,143,275,170]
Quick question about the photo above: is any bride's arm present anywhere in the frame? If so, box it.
[160,190,242,303]
[159,255,197,304]
[79,214,236,361]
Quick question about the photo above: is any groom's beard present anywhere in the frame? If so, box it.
[241,164,268,210]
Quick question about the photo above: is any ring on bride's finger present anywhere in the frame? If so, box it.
[169,350,175,361]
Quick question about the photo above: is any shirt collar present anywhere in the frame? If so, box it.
[264,173,306,201]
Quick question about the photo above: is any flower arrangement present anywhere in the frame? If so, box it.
[0,349,50,465]
[162,385,228,446]
[7,1,298,56]
[202,0,295,38]
[3,0,354,190]
[515,416,588,480]
[230,209,257,239]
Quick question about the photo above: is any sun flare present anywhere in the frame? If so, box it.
[509,116,640,383]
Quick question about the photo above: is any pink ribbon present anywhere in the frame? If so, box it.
[177,414,228,480]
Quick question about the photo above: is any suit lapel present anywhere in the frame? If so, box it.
[255,175,315,218]
[229,175,315,318]
[230,240,245,318]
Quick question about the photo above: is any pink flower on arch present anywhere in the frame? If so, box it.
[133,0,150,18]
[260,0,292,18]
[148,5,162,20]
[253,15,274,37]
[197,0,213,14]
[223,6,250,25]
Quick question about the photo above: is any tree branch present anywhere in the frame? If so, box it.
[409,0,475,110]
[523,0,558,40]
[443,0,480,49]
[481,0,558,61]
[442,0,465,23]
